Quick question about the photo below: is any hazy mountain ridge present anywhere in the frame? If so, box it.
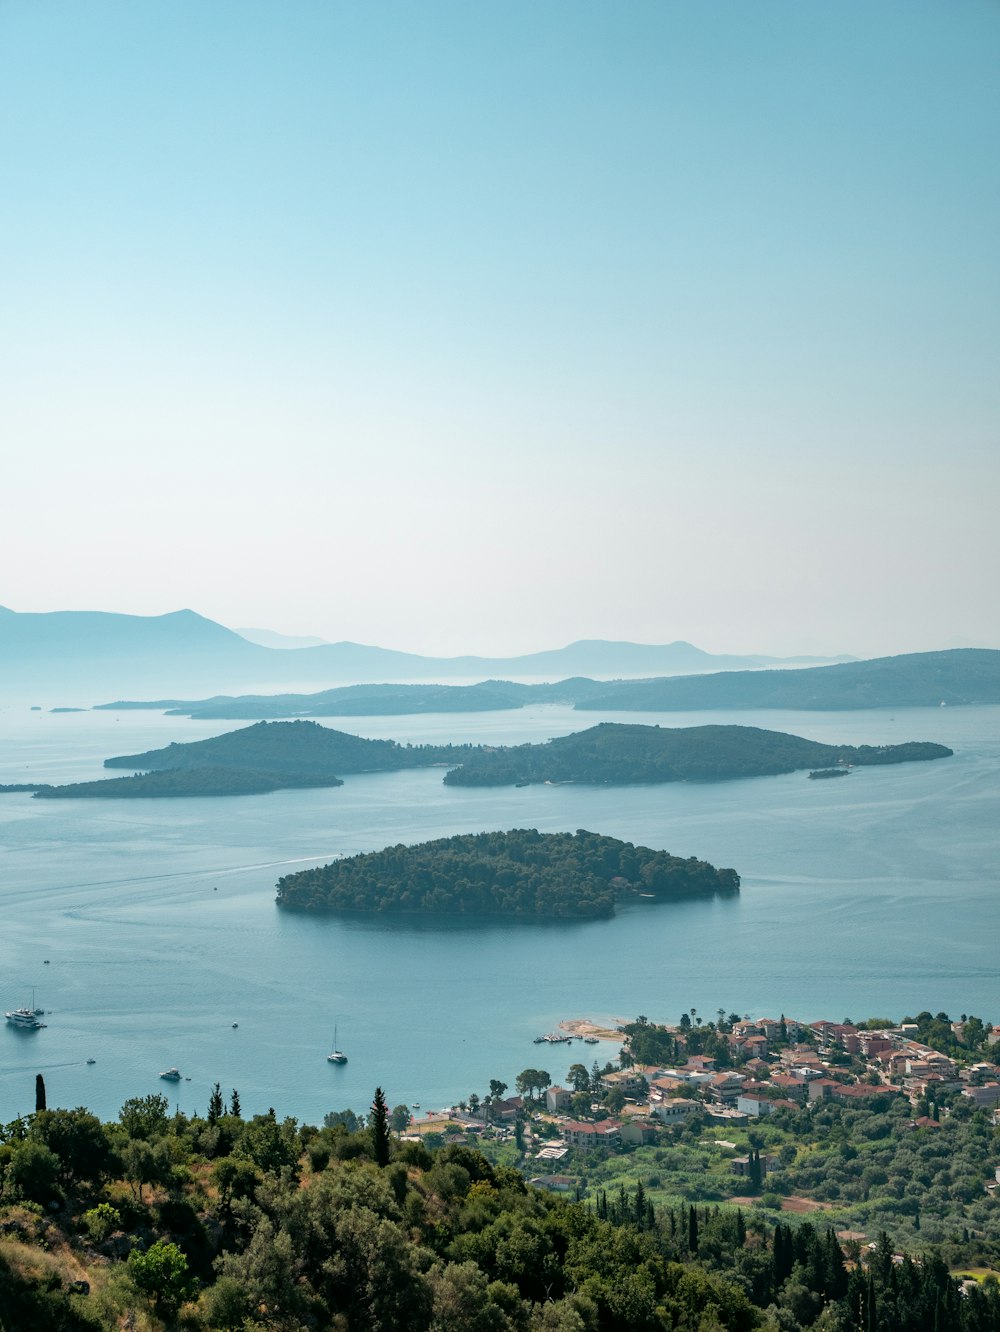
[0,605,848,700]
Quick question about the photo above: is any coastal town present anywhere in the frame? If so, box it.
[405,1010,1000,1239]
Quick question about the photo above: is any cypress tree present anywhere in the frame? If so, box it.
[371,1086,391,1166]
[688,1204,699,1254]
[208,1083,223,1125]
[229,1088,242,1118]
[34,1074,46,1113]
[633,1178,645,1226]
[736,1209,746,1248]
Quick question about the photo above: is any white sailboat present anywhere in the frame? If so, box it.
[327,1022,347,1064]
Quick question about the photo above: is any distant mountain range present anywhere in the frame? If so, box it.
[90,649,1000,718]
[0,605,849,701]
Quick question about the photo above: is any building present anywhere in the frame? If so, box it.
[545,1085,573,1113]
[560,1120,623,1149]
[652,1098,700,1125]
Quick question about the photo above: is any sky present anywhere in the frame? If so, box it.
[1,1,998,659]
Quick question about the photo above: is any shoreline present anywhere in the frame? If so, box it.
[558,1017,626,1042]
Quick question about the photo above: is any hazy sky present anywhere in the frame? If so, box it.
[2,1,997,658]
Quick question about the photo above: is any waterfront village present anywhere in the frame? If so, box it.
[402,1010,1000,1238]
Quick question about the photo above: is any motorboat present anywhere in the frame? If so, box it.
[159,1067,182,1081]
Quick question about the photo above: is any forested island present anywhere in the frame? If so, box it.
[275,828,739,918]
[0,719,952,801]
[29,767,344,799]
[443,723,953,787]
[104,720,470,776]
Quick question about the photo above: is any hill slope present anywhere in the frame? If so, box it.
[576,649,1000,712]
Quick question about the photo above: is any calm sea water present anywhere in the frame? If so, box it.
[0,701,997,1125]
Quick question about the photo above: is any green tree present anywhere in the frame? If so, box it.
[127,1239,193,1314]
[567,1063,591,1093]
[34,1074,46,1113]
[207,1082,224,1125]
[228,1088,241,1117]
[82,1202,121,1243]
[4,1140,60,1204]
[119,1093,169,1141]
[391,1104,411,1133]
[371,1087,391,1166]
[31,1107,112,1189]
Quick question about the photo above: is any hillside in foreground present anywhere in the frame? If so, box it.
[443,722,953,787]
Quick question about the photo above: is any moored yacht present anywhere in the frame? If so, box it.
[5,1005,43,1030]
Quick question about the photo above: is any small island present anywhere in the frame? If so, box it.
[103,719,473,776]
[442,723,953,787]
[30,766,344,799]
[275,827,740,919]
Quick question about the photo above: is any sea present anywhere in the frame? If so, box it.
[0,699,997,1126]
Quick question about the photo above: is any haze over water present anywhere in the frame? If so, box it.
[1,700,996,1126]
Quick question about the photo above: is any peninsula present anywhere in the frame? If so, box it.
[442,722,953,787]
[274,828,740,919]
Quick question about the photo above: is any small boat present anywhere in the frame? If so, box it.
[413,1101,420,1108]
[584,1036,599,1044]
[86,1058,96,1065]
[159,1067,181,1081]
[232,1022,239,1028]
[327,1022,347,1064]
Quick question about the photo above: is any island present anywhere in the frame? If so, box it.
[442,722,953,787]
[93,678,603,719]
[274,827,740,919]
[102,719,473,776]
[30,767,345,799]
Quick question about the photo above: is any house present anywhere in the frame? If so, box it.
[962,1083,1000,1109]
[560,1120,623,1149]
[769,1074,808,1099]
[620,1118,658,1145]
[831,1083,898,1104]
[736,1093,775,1117]
[491,1096,525,1122]
[545,1085,573,1113]
[599,1069,646,1095]
[807,1079,843,1102]
[730,1153,779,1178]
[652,1097,699,1125]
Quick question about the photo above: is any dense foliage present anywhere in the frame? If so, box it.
[443,723,952,787]
[275,828,740,918]
[2,1084,999,1332]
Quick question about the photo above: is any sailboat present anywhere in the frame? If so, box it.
[327,1023,347,1064]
